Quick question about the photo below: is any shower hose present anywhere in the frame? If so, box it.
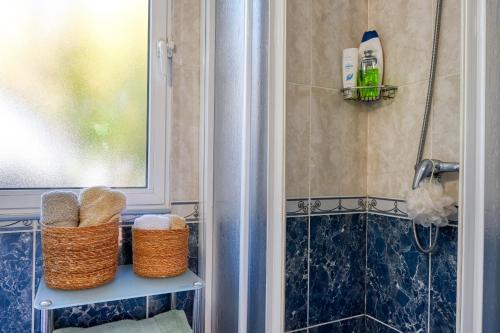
[413,0,443,254]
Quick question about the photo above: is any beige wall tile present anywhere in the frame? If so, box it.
[286,84,311,198]
[284,0,461,202]
[170,66,200,201]
[311,0,368,89]
[173,0,201,68]
[367,81,428,199]
[367,82,427,175]
[367,171,414,199]
[431,75,460,163]
[366,75,460,201]
[310,87,367,197]
[436,0,461,77]
[431,74,460,201]
[369,0,433,86]
[287,0,311,84]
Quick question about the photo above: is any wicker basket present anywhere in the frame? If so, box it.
[132,226,189,278]
[41,216,119,290]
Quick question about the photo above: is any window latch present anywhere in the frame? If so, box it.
[157,39,175,83]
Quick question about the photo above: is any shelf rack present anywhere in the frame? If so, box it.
[34,265,205,333]
[341,85,398,102]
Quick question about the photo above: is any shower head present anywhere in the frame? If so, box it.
[412,159,459,189]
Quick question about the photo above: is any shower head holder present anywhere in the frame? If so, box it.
[412,159,459,190]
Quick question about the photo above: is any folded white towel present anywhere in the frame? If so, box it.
[133,214,172,230]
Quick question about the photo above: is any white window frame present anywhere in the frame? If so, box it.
[0,0,170,216]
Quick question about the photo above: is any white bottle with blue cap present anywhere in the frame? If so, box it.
[342,48,359,99]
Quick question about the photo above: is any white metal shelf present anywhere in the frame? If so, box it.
[34,265,205,333]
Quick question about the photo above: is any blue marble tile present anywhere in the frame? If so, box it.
[309,316,365,333]
[54,297,147,329]
[118,226,133,265]
[309,214,366,325]
[187,223,199,276]
[0,232,33,333]
[430,226,457,333]
[148,294,172,318]
[366,214,429,333]
[176,290,195,325]
[285,216,309,331]
[35,232,44,333]
[365,316,399,332]
[148,291,195,326]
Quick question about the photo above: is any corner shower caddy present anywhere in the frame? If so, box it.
[341,85,398,101]
[34,265,205,333]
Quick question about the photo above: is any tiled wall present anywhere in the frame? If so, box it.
[286,0,368,199]
[285,1,460,332]
[0,202,200,333]
[170,0,201,202]
[366,0,461,201]
[286,0,461,201]
[284,200,458,333]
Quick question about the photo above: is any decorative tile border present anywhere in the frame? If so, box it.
[286,197,367,216]
[120,202,200,227]
[0,218,36,232]
[286,197,408,218]
[286,198,310,217]
[0,201,200,232]
[287,196,458,224]
[366,197,409,219]
[310,197,367,215]
[367,197,459,224]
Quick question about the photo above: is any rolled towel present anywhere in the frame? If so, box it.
[170,215,187,230]
[40,191,79,227]
[78,186,126,227]
[133,214,172,230]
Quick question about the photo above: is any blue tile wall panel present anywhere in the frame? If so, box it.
[53,298,147,329]
[308,316,365,333]
[365,316,399,332]
[284,216,309,331]
[308,214,366,325]
[0,232,33,333]
[430,226,458,333]
[366,214,429,333]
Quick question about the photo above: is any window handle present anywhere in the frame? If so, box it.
[157,39,175,85]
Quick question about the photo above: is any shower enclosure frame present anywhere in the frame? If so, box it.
[201,0,495,331]
[459,0,500,332]
[199,0,287,332]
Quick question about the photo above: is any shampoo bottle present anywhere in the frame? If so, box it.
[358,31,383,99]
[359,50,379,100]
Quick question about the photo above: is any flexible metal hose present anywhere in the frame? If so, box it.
[416,0,443,167]
[413,0,443,254]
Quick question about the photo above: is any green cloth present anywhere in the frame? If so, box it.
[154,310,192,333]
[54,310,192,333]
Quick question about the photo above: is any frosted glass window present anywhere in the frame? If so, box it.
[0,0,149,188]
